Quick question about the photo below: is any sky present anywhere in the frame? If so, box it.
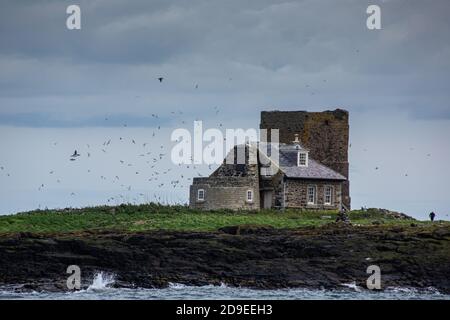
[0,0,449,220]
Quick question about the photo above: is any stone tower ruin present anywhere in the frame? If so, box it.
[260,109,350,209]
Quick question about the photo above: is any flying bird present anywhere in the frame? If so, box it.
[158,77,164,82]
[71,150,80,157]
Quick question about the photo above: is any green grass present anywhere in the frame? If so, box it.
[0,204,441,235]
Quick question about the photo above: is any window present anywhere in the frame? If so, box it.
[325,186,333,205]
[246,190,254,202]
[260,167,273,177]
[197,189,205,201]
[307,186,316,205]
[297,152,308,167]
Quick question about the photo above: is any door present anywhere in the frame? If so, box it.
[263,191,273,209]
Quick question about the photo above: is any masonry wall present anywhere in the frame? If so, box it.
[284,179,342,210]
[189,144,260,211]
[189,176,260,211]
[260,109,350,209]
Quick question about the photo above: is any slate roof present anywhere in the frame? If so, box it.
[276,143,347,181]
[207,142,347,181]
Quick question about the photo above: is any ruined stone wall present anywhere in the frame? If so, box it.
[260,109,350,209]
[284,179,342,210]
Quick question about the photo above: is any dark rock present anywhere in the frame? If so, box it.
[218,225,275,235]
[1,224,449,294]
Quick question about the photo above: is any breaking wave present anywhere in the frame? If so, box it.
[86,272,115,291]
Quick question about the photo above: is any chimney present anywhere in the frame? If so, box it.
[293,134,300,143]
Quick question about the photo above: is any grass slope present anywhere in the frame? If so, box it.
[0,204,439,235]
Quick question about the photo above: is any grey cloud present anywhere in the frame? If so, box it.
[0,0,449,121]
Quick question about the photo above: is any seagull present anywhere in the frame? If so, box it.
[71,150,80,157]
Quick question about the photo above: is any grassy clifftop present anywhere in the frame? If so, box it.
[0,204,439,235]
[1,204,449,292]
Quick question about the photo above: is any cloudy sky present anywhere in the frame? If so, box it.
[0,0,449,219]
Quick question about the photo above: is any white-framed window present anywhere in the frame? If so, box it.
[307,185,316,205]
[324,186,333,205]
[246,190,254,202]
[297,152,308,167]
[197,189,205,201]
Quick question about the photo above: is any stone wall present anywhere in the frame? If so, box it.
[260,109,350,209]
[284,179,342,210]
[189,176,260,210]
[189,144,260,211]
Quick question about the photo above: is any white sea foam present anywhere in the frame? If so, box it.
[341,282,362,292]
[168,282,229,289]
[0,283,448,300]
[168,282,187,289]
[86,272,115,291]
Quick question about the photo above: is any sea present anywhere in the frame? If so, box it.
[0,272,449,300]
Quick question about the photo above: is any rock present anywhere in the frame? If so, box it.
[1,224,449,294]
[218,225,275,235]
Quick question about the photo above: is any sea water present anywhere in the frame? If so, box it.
[0,272,449,300]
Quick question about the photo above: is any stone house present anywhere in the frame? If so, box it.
[189,135,347,211]
[189,109,350,211]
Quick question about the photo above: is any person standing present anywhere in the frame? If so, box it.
[429,211,436,222]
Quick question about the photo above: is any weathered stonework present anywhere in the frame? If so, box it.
[189,109,349,211]
[189,145,260,211]
[284,179,342,210]
[190,176,260,211]
[260,109,350,209]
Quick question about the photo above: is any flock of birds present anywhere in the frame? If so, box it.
[0,76,226,210]
[0,74,444,214]
[56,103,218,206]
[0,130,437,212]
[63,134,195,205]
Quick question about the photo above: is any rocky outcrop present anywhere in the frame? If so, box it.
[0,223,449,293]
